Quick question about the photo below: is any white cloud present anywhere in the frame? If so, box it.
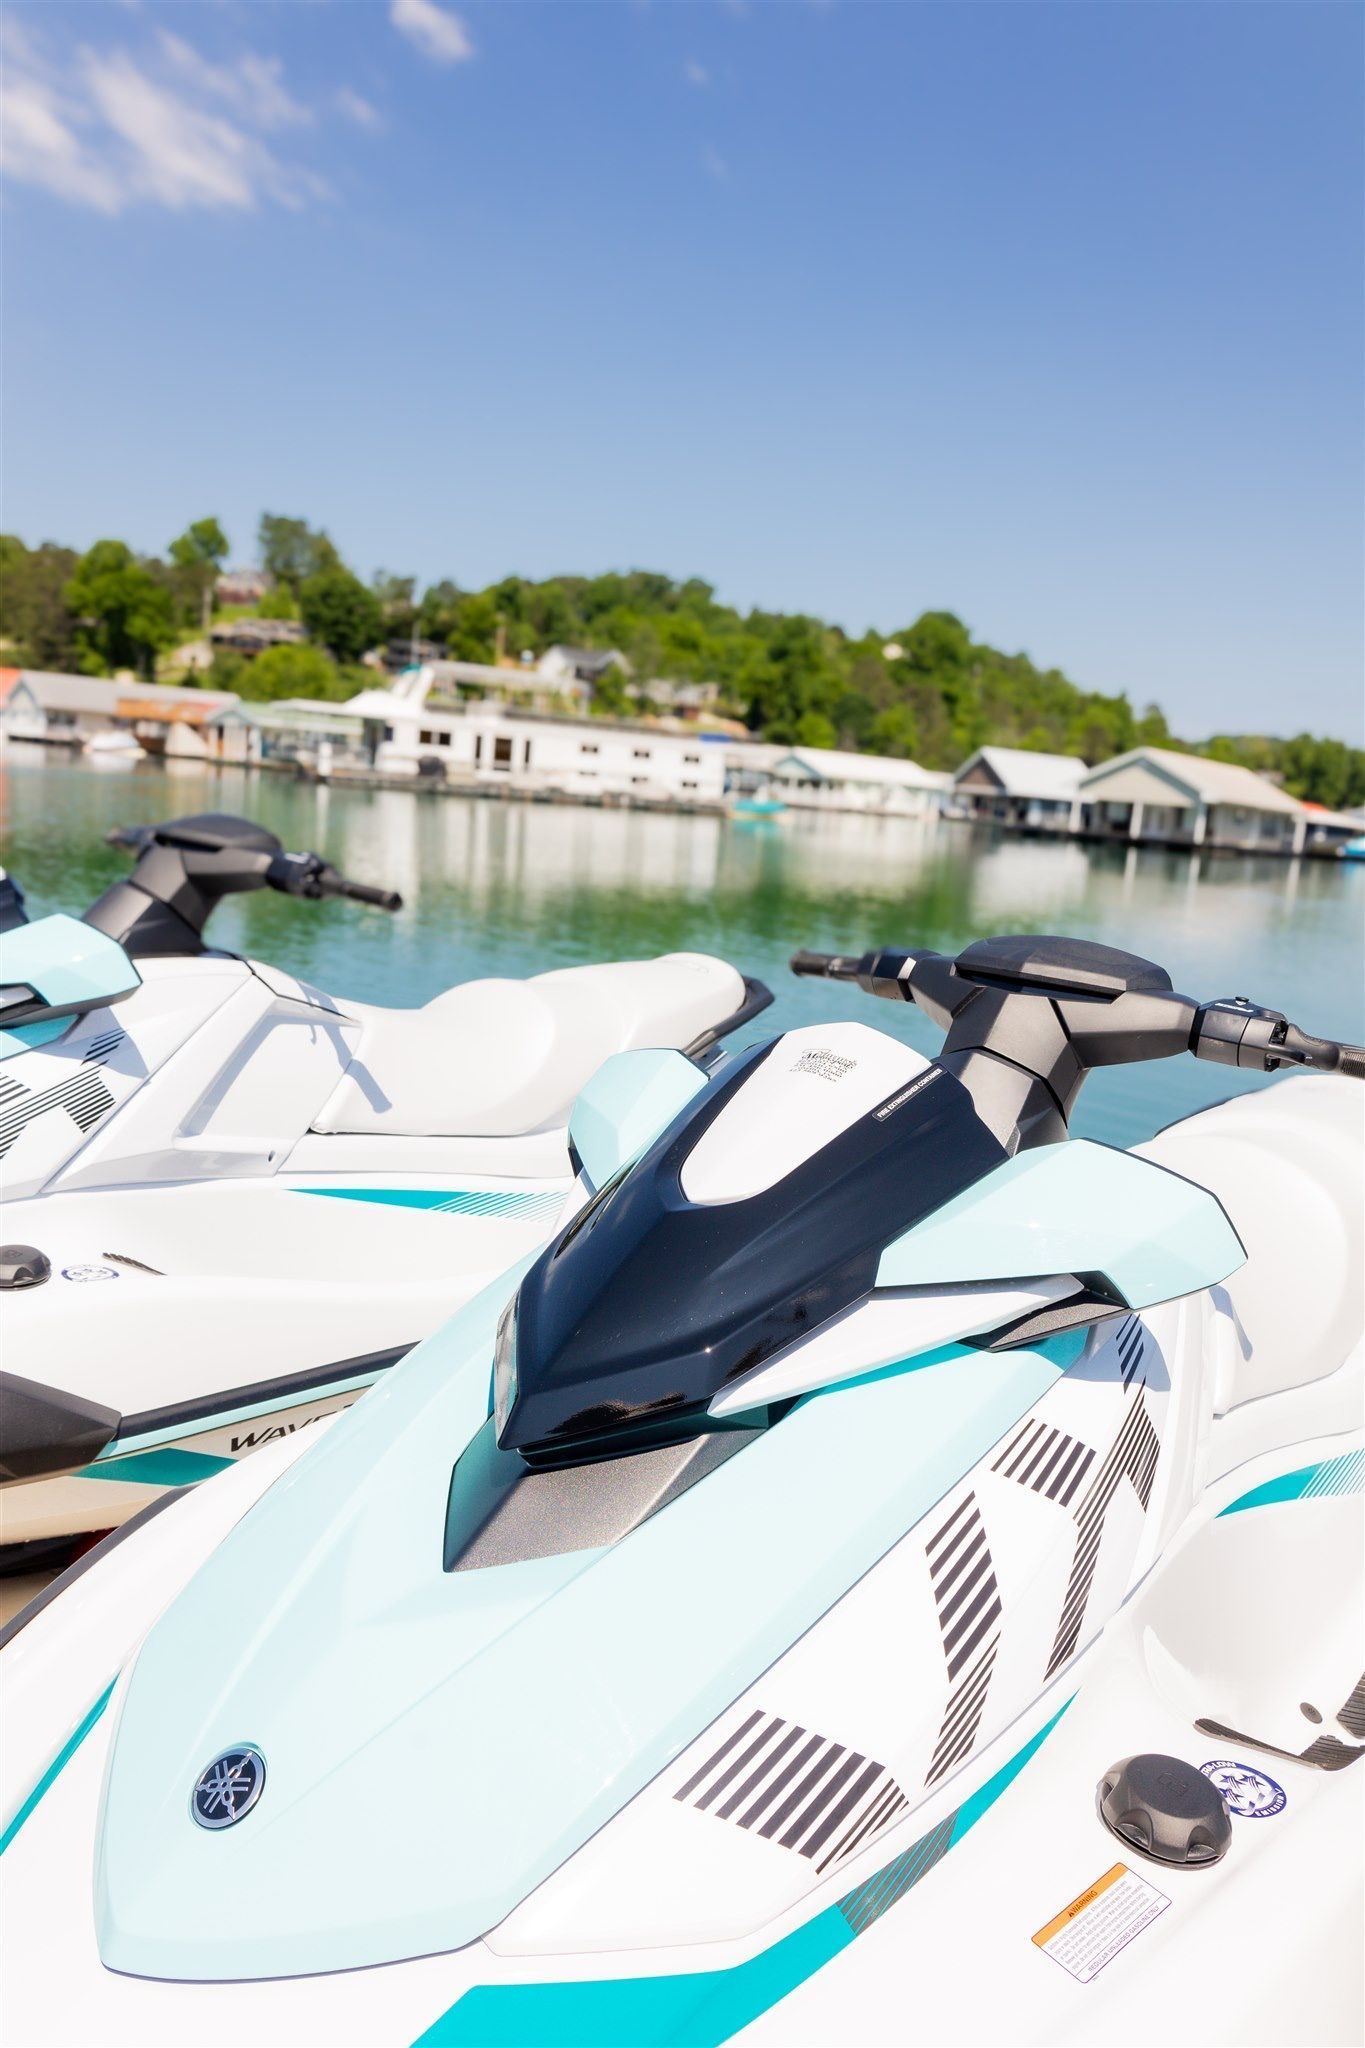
[158,32,313,131]
[701,143,728,181]
[0,18,330,214]
[685,60,710,87]
[389,0,474,66]
[83,48,327,211]
[0,20,122,213]
[336,86,383,132]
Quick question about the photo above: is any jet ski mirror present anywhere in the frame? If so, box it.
[0,914,140,1052]
[569,1048,707,1191]
[877,1139,1246,1309]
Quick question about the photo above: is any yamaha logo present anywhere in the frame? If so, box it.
[191,1748,266,1830]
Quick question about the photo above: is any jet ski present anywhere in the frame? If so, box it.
[0,813,767,1567]
[0,931,1360,2047]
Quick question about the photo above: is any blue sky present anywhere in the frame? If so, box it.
[3,1,1361,741]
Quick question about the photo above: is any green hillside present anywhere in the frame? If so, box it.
[2,517,1360,809]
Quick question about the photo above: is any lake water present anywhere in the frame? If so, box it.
[2,751,1361,1149]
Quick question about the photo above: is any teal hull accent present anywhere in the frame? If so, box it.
[0,1683,114,1858]
[1219,1449,1364,1515]
[413,1703,1072,2047]
[79,1447,233,1486]
[0,1015,70,1056]
[296,1187,565,1220]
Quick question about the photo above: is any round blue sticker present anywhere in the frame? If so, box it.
[1200,1758,1287,1818]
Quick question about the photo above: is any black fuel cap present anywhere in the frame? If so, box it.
[0,1244,51,1290]
[1097,1753,1232,1868]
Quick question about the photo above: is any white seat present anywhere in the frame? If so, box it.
[313,952,746,1139]
[1139,1074,1365,1404]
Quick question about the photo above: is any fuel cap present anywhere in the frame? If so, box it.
[1097,1753,1232,1868]
[0,1244,51,1290]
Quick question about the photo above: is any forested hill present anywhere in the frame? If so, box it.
[431,573,1171,769]
[2,520,1361,809]
[418,570,1363,804]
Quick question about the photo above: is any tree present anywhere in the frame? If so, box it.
[868,704,919,758]
[0,535,81,669]
[168,517,229,632]
[1278,733,1365,810]
[794,710,837,749]
[443,590,499,665]
[418,579,462,644]
[372,571,419,645]
[742,616,843,738]
[65,540,175,679]
[1135,702,1171,747]
[235,642,343,702]
[258,514,340,596]
[257,585,300,620]
[299,568,384,664]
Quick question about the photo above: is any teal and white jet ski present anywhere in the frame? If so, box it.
[0,813,765,1565]
[0,932,1361,2046]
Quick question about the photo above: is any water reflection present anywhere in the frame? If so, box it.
[4,753,1360,1148]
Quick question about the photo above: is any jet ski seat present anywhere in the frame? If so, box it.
[1139,1074,1364,1405]
[312,952,746,1140]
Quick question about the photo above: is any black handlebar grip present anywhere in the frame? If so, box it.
[341,880,403,911]
[1338,1043,1365,1081]
[790,949,871,981]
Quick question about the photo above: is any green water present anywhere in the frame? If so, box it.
[3,753,1361,1147]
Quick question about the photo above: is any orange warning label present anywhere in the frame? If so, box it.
[1033,1863,1169,1984]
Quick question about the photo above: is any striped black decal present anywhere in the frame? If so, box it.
[674,1711,910,1874]
[1045,1387,1160,1679]
[926,1635,998,1785]
[0,1027,124,1161]
[1116,1315,1145,1389]
[993,1419,1096,1507]
[1337,1673,1365,1742]
[925,1491,1002,1682]
[923,1491,1002,1787]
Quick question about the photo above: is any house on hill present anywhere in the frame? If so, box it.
[210,618,306,656]
[215,568,270,607]
[538,646,631,689]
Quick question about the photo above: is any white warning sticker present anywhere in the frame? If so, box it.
[1032,1862,1169,1984]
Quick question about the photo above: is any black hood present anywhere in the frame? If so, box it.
[497,1043,1007,1467]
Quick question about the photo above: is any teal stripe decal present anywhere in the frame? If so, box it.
[296,1187,564,1220]
[413,1701,1071,2047]
[1220,1449,1364,1516]
[78,1447,232,1486]
[0,1682,114,1858]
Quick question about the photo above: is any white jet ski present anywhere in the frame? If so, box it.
[0,813,767,1566]
[0,933,1360,2047]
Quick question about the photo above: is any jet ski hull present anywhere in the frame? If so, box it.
[0,1071,1359,2043]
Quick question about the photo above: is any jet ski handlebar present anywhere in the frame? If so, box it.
[791,936,1364,1130]
[88,813,402,957]
[264,851,403,912]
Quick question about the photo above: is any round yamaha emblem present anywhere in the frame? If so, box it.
[191,1748,266,1830]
